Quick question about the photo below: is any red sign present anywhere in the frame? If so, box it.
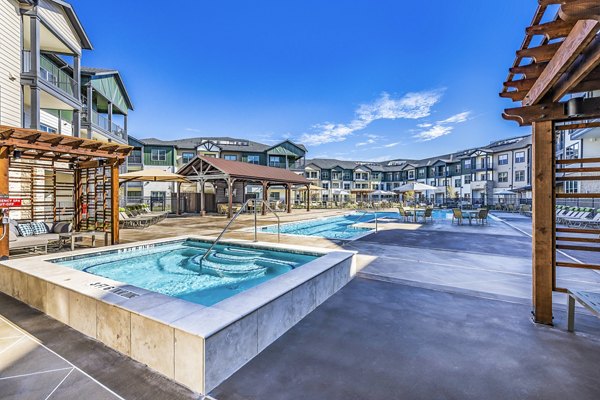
[0,198,21,207]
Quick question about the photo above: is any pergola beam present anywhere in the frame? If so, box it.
[503,95,600,126]
[517,42,563,63]
[524,19,598,106]
[526,19,575,40]
[551,35,600,99]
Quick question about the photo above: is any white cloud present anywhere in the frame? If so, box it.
[438,111,470,124]
[356,138,376,147]
[413,111,471,142]
[185,127,203,133]
[300,90,444,146]
[383,142,401,148]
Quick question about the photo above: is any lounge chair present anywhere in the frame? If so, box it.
[398,207,413,222]
[452,208,463,225]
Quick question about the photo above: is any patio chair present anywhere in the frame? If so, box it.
[477,208,489,225]
[420,208,433,223]
[452,208,463,225]
[398,207,413,222]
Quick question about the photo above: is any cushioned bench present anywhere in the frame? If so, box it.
[9,220,71,255]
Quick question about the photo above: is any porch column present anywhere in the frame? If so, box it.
[200,179,206,216]
[73,110,81,137]
[73,55,81,101]
[261,181,268,216]
[0,147,9,259]
[86,84,93,127]
[531,121,555,325]
[74,168,82,231]
[29,16,40,130]
[108,102,113,132]
[227,177,235,219]
[286,184,292,213]
[123,114,128,136]
[110,161,120,245]
[306,184,310,211]
[57,111,62,135]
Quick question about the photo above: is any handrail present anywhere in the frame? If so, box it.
[352,208,378,232]
[198,198,255,269]
[197,199,281,271]
[262,201,281,242]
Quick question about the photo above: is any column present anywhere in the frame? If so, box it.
[29,16,40,130]
[261,181,268,216]
[176,182,182,215]
[73,55,81,101]
[306,184,311,211]
[531,121,555,325]
[86,84,93,124]
[57,111,62,135]
[227,178,234,219]
[108,102,113,132]
[73,110,80,137]
[286,184,292,213]
[110,161,120,245]
[123,114,128,138]
[0,147,9,259]
[200,180,206,216]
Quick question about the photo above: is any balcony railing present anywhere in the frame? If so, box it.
[82,108,126,139]
[22,51,77,98]
[475,162,493,170]
[268,161,304,169]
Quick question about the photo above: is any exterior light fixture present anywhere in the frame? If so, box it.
[13,150,22,159]
[566,97,584,117]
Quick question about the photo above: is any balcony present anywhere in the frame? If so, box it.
[22,51,78,100]
[470,180,493,190]
[475,162,493,171]
[82,108,126,141]
[268,160,304,169]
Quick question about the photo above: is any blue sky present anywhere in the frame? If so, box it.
[72,0,533,160]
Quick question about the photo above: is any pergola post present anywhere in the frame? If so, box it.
[531,121,555,325]
[176,181,182,215]
[200,179,206,216]
[286,184,292,213]
[227,177,235,219]
[0,147,9,259]
[306,184,311,212]
[261,181,268,216]
[74,168,82,231]
[110,161,120,245]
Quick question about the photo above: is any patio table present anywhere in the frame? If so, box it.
[59,231,107,251]
[404,207,426,223]
[461,210,480,225]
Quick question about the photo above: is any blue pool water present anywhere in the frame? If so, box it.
[51,239,318,306]
[260,210,455,240]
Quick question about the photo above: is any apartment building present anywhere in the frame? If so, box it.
[0,0,132,143]
[305,135,533,206]
[124,136,307,204]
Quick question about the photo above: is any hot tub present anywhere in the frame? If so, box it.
[0,236,355,394]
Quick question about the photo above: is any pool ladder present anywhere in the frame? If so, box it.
[197,199,281,270]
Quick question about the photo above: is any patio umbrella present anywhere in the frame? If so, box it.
[298,184,324,191]
[395,182,437,203]
[119,169,190,183]
[495,189,517,207]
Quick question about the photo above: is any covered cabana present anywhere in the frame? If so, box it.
[0,125,132,258]
[178,155,311,218]
[501,1,600,324]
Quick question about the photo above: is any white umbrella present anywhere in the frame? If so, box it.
[394,182,437,192]
[496,189,516,195]
[119,169,190,183]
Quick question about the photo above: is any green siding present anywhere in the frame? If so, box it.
[267,141,305,158]
[90,76,128,114]
[144,146,175,166]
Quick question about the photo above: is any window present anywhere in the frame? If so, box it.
[270,192,280,200]
[515,170,525,182]
[481,173,488,181]
[498,154,508,165]
[464,159,472,169]
[408,170,415,180]
[307,171,318,179]
[181,152,195,164]
[565,181,579,193]
[322,182,329,190]
[498,172,508,183]
[464,175,472,184]
[332,171,341,180]
[224,155,237,161]
[151,149,167,162]
[332,182,340,189]
[454,178,461,187]
[40,124,57,133]
[128,149,142,164]
[515,151,525,163]
[247,155,260,164]
[321,171,330,180]
[566,143,580,159]
[343,183,351,190]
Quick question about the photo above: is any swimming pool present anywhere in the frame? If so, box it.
[51,239,317,306]
[260,210,455,240]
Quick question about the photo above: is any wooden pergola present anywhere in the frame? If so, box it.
[178,155,311,218]
[501,1,600,324]
[0,125,132,258]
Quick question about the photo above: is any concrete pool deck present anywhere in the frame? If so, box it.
[1,209,600,399]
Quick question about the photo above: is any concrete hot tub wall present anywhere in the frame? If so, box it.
[0,236,356,394]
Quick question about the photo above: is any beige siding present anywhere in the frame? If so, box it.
[0,0,22,127]
[37,0,81,53]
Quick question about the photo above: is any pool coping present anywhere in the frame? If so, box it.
[239,212,378,241]
[0,235,356,394]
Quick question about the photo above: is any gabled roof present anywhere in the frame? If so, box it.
[178,156,310,185]
[41,0,93,50]
[266,139,307,153]
[81,67,134,110]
